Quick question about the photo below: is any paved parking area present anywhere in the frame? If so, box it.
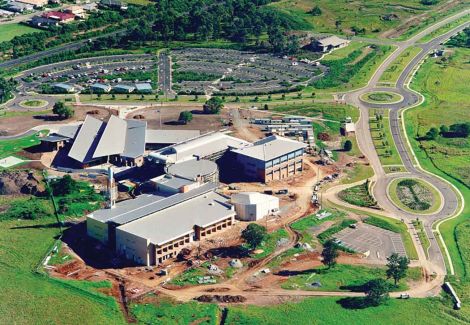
[334,223,407,261]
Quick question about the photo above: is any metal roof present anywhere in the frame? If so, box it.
[89,182,217,225]
[167,159,218,181]
[117,191,234,246]
[135,83,152,90]
[318,35,349,47]
[155,174,195,190]
[145,129,200,144]
[231,192,279,205]
[53,83,74,90]
[114,84,135,91]
[56,125,80,139]
[68,115,105,163]
[93,115,126,158]
[122,119,146,158]
[40,135,70,143]
[232,135,307,161]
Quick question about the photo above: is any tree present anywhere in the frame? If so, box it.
[343,140,353,152]
[263,104,269,111]
[52,101,74,119]
[178,111,193,124]
[308,5,322,16]
[439,124,449,134]
[203,97,223,114]
[241,223,267,249]
[321,239,339,268]
[365,279,390,306]
[425,127,439,140]
[51,175,76,196]
[386,253,409,286]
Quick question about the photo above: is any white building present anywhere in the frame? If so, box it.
[231,192,279,221]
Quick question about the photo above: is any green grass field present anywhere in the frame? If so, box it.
[0,23,41,43]
[291,208,345,245]
[269,0,440,38]
[281,264,422,292]
[369,109,404,167]
[338,181,377,208]
[419,14,470,43]
[0,131,46,159]
[407,48,470,187]
[379,47,422,85]
[0,216,124,324]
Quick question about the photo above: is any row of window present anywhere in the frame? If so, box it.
[265,149,304,168]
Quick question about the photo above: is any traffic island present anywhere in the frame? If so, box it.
[387,178,442,215]
[360,91,403,104]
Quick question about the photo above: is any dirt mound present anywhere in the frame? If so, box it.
[195,294,246,303]
[0,170,45,195]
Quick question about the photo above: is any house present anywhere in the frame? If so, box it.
[135,83,152,93]
[341,122,356,136]
[30,16,59,28]
[6,1,34,12]
[64,5,85,18]
[83,2,98,12]
[113,84,135,93]
[16,0,48,7]
[232,135,307,183]
[99,0,127,10]
[39,124,80,151]
[311,35,350,52]
[53,83,75,93]
[90,83,112,93]
[231,192,279,221]
[43,11,76,23]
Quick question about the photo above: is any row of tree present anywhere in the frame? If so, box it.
[423,122,470,140]
[0,77,16,104]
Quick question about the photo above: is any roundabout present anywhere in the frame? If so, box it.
[360,91,403,104]
[19,99,49,109]
[387,178,442,215]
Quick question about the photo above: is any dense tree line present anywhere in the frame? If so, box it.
[447,27,470,48]
[0,77,17,103]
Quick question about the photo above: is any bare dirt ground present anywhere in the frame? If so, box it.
[0,105,111,135]
[127,106,231,133]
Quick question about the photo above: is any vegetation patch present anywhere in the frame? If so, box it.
[19,99,48,108]
[361,91,403,103]
[369,110,403,166]
[173,71,222,83]
[0,131,45,159]
[412,219,431,257]
[338,180,377,208]
[252,228,290,259]
[389,178,440,213]
[317,219,356,244]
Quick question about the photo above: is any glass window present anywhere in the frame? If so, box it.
[288,152,295,159]
[273,158,280,165]
[280,155,287,162]
[265,160,273,168]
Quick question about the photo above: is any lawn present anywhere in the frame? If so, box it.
[0,23,40,43]
[407,48,470,187]
[369,109,404,167]
[418,13,470,43]
[0,216,124,324]
[131,295,219,324]
[378,47,422,85]
[225,296,463,324]
[269,0,440,38]
[0,131,46,159]
[291,208,346,244]
[281,264,422,292]
[341,163,374,185]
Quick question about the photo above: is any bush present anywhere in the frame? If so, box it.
[178,111,193,124]
[242,224,267,249]
[343,140,352,151]
[203,97,223,114]
[1,198,51,220]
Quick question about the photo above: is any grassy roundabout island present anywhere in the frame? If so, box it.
[360,91,403,104]
[19,99,48,108]
[388,178,442,214]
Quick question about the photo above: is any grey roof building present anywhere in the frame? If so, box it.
[53,83,75,93]
[232,135,307,161]
[68,115,105,164]
[113,84,135,93]
[135,83,152,93]
[91,83,112,93]
[145,129,200,147]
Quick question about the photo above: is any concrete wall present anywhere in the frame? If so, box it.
[116,228,150,266]
[234,198,279,221]
[86,216,109,244]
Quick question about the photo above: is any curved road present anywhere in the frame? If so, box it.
[344,19,470,276]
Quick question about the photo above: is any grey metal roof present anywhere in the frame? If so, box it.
[318,35,348,47]
[114,84,135,91]
[167,159,218,181]
[135,83,152,90]
[156,175,194,190]
[232,135,307,161]
[93,115,126,158]
[122,119,146,158]
[40,135,70,143]
[56,125,80,139]
[117,191,234,246]
[89,182,217,225]
[91,83,111,91]
[145,129,200,144]
[53,83,74,90]
[68,115,105,163]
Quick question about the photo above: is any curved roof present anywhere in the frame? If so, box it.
[167,159,218,180]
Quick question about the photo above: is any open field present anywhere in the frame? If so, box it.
[369,109,404,167]
[388,178,441,214]
[225,295,461,324]
[281,264,422,292]
[407,48,470,187]
[0,23,40,43]
[269,0,442,38]
[0,131,44,159]
[0,216,124,324]
[379,47,422,85]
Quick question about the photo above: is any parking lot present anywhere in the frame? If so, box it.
[334,223,407,261]
[171,48,327,95]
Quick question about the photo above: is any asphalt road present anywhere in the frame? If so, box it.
[158,52,175,99]
[345,17,470,275]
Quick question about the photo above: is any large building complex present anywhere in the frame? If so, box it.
[232,135,307,182]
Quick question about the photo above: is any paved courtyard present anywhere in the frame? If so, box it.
[334,223,407,261]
